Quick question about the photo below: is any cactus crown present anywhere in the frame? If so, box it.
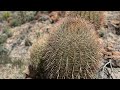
[30,17,102,79]
[65,11,104,29]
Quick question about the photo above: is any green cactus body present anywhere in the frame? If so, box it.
[30,17,102,79]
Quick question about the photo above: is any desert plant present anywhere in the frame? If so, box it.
[0,34,8,44]
[29,17,103,79]
[2,11,11,21]
[9,19,21,27]
[17,11,36,24]
[26,15,34,22]
[8,11,36,27]
[65,11,104,29]
[17,11,26,24]
[25,12,36,22]
[3,27,13,38]
[0,44,8,55]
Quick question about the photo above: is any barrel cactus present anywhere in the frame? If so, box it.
[29,17,103,79]
[65,11,105,29]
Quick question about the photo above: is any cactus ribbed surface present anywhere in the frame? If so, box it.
[66,11,104,29]
[30,17,102,79]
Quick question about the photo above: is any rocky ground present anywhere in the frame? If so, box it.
[98,11,120,79]
[0,11,54,79]
[0,11,64,79]
[0,11,120,79]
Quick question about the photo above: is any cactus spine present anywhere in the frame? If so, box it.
[29,17,103,79]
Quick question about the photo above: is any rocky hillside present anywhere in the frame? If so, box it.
[0,11,63,79]
[0,11,120,79]
[99,11,120,79]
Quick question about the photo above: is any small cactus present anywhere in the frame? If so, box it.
[65,11,105,29]
[29,17,103,79]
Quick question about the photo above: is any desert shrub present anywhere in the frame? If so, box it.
[0,34,8,44]
[9,19,21,27]
[3,27,13,38]
[9,11,36,27]
[17,11,36,24]
[0,44,8,55]
[2,11,11,21]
